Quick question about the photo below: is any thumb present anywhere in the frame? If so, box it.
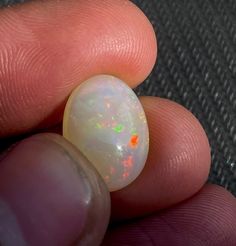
[0,134,110,246]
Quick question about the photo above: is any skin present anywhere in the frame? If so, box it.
[0,0,235,245]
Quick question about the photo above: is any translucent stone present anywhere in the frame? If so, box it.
[63,75,149,191]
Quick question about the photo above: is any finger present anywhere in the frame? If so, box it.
[103,185,236,246]
[0,134,110,246]
[0,0,157,137]
[111,97,211,219]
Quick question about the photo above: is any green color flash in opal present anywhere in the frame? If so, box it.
[131,129,137,135]
[96,123,102,129]
[113,124,124,133]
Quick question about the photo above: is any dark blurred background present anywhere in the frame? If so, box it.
[1,0,236,196]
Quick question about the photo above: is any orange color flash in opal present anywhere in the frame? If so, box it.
[122,172,129,179]
[129,135,139,148]
[123,155,133,168]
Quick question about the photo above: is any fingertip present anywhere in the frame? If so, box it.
[103,185,236,246]
[111,97,211,219]
[0,0,157,136]
[0,133,110,246]
[141,96,211,186]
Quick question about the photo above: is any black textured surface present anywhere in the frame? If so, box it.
[1,0,236,196]
[132,0,236,196]
[0,0,25,7]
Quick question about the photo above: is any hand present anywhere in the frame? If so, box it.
[0,1,235,245]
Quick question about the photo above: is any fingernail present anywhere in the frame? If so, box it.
[0,133,110,246]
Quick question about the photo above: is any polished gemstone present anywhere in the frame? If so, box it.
[63,75,149,191]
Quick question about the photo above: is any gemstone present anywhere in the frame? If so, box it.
[63,75,149,191]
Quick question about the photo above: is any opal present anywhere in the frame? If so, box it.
[63,75,149,191]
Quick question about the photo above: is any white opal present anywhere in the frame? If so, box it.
[63,75,149,191]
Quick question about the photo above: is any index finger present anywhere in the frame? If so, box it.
[0,0,157,137]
